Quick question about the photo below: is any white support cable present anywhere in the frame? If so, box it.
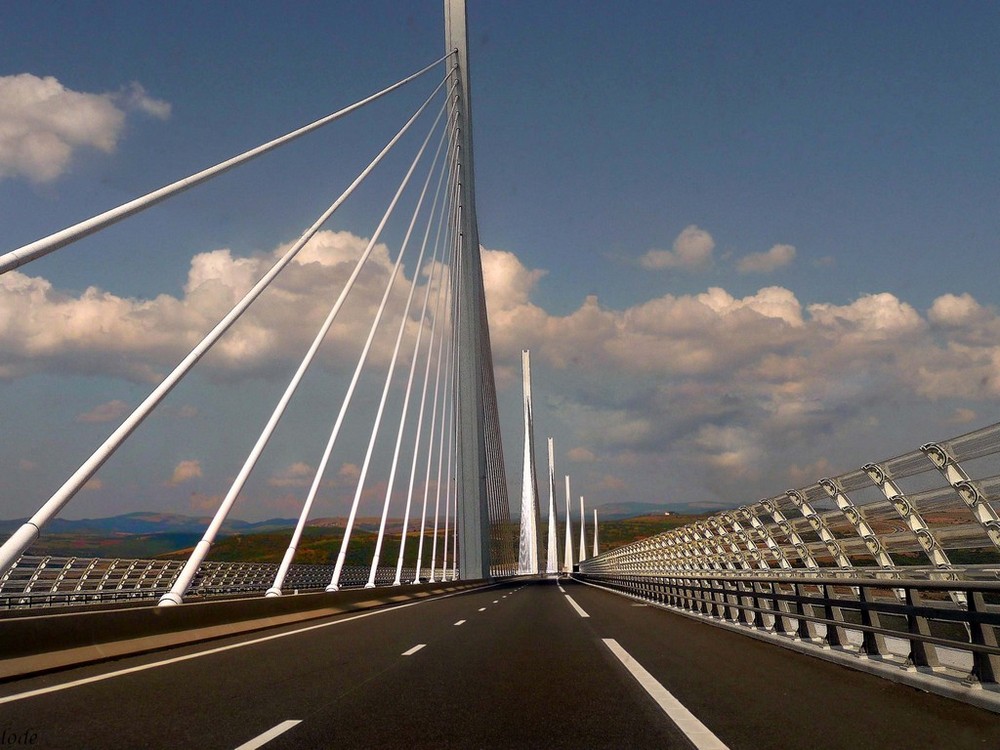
[411,241,455,583]
[0,72,456,582]
[158,84,454,606]
[329,155,455,594]
[428,222,460,583]
[441,304,460,581]
[0,54,451,275]
[451,469,459,580]
[363,120,453,589]
[278,92,447,595]
[410,106,461,585]
[392,145,459,586]
[432,209,462,581]
[445,218,469,580]
[441,394,454,580]
[270,133,453,599]
[383,246,445,587]
[442,269,460,582]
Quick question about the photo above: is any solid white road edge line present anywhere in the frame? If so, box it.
[0,586,486,706]
[603,639,730,750]
[402,644,426,656]
[564,594,590,618]
[233,719,302,750]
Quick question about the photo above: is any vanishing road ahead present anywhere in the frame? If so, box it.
[1,579,998,748]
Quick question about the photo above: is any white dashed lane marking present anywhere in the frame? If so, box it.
[233,720,301,750]
[603,639,729,750]
[564,595,590,618]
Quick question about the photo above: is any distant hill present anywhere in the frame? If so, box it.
[0,512,299,537]
[592,502,676,520]
[0,508,710,560]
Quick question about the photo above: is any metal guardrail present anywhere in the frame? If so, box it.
[579,421,1000,690]
[580,570,1000,686]
[0,556,449,610]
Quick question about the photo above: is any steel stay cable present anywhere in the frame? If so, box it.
[0,69,456,580]
[412,209,456,583]
[441,209,462,581]
[265,114,453,597]
[229,85,453,598]
[363,119,455,588]
[162,96,454,605]
[328,108,462,591]
[0,54,451,275]
[392,142,459,586]
[428,189,461,582]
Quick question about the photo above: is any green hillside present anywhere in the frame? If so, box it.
[22,513,702,562]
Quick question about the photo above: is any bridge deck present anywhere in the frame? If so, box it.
[1,579,997,748]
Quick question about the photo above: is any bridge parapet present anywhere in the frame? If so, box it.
[0,556,448,611]
[580,419,1000,706]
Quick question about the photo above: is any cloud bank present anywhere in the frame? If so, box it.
[2,227,996,505]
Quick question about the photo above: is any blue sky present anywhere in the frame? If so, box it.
[2,1,1000,524]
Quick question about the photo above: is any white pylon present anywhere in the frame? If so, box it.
[563,475,573,573]
[593,508,599,557]
[578,495,587,563]
[517,350,541,574]
[545,438,558,574]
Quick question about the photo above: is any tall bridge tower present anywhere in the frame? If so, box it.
[446,0,511,579]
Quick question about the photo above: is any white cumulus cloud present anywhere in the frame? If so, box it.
[167,460,202,486]
[0,230,417,383]
[737,243,796,273]
[0,73,169,183]
[639,225,715,270]
[76,399,130,423]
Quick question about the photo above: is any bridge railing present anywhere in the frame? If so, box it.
[582,569,1000,687]
[583,420,1000,575]
[579,420,1000,692]
[0,555,453,611]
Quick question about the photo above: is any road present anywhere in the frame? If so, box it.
[1,578,998,749]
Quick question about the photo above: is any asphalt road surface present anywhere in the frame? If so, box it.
[1,578,998,749]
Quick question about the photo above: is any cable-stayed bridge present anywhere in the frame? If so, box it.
[2,2,1000,747]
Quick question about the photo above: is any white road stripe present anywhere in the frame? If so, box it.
[454,619,466,626]
[0,586,486,706]
[557,585,565,593]
[603,639,729,750]
[402,644,426,656]
[233,719,301,750]
[564,595,590,618]
[478,607,486,612]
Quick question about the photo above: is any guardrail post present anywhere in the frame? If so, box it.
[967,591,1000,685]
[795,583,821,641]
[858,584,888,657]
[903,587,940,670]
[822,583,848,648]
[751,581,773,631]
[773,582,796,635]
